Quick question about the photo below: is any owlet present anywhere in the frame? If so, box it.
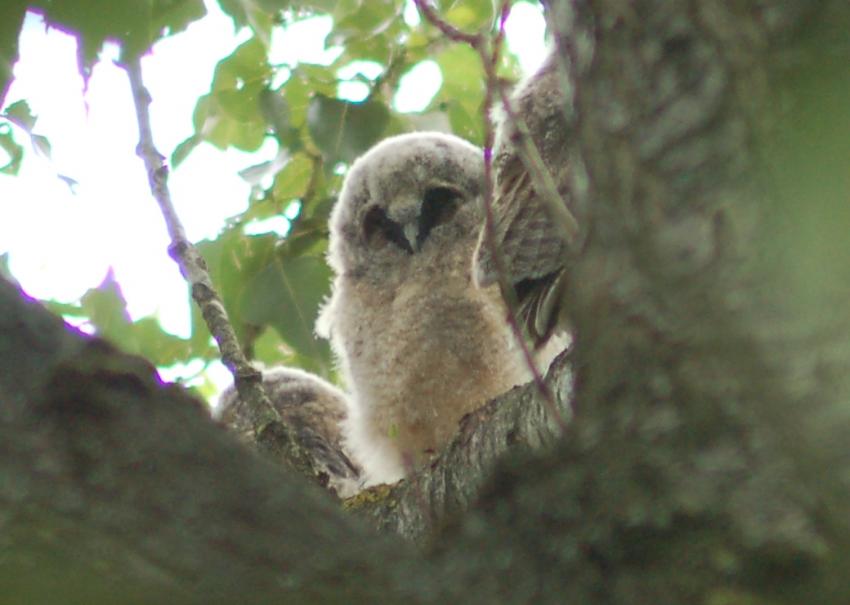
[215,367,362,498]
[318,132,540,485]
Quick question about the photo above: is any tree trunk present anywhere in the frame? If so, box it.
[2,1,850,603]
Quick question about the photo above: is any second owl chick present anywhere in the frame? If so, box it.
[215,367,362,498]
[318,132,535,485]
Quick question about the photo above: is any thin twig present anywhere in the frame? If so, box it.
[412,0,481,46]
[414,0,567,432]
[124,54,316,474]
[497,85,580,243]
[413,0,578,242]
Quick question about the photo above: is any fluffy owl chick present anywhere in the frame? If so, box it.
[473,49,577,346]
[215,367,362,498]
[318,132,534,485]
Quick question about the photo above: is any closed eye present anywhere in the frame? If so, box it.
[418,186,460,249]
[363,206,413,254]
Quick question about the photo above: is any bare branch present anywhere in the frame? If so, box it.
[123,55,318,478]
[412,0,482,46]
[414,0,579,246]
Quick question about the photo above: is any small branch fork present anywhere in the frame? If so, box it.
[413,0,569,431]
[124,54,315,475]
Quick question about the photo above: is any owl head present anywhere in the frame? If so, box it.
[326,132,484,283]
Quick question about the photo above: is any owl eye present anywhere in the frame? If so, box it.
[363,206,413,254]
[418,186,460,248]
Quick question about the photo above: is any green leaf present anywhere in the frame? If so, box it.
[330,0,360,21]
[196,228,332,370]
[336,35,392,65]
[44,300,86,319]
[3,99,36,131]
[272,153,314,201]
[255,0,292,13]
[133,316,196,367]
[188,38,273,151]
[251,326,294,364]
[445,100,482,144]
[297,0,338,12]
[219,0,286,35]
[191,94,212,133]
[213,37,271,91]
[216,86,265,123]
[217,0,250,28]
[278,223,326,257]
[282,72,314,127]
[302,196,335,221]
[171,133,202,167]
[331,0,399,43]
[443,0,494,31]
[0,0,27,107]
[42,281,201,367]
[2,100,55,163]
[197,97,266,151]
[31,134,51,159]
[433,44,485,143]
[259,88,290,136]
[152,0,207,38]
[0,126,22,175]
[80,269,138,353]
[307,94,389,163]
[33,0,204,81]
[295,64,338,97]
[230,120,267,151]
[239,252,332,373]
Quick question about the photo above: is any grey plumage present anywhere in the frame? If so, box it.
[215,367,362,498]
[473,49,579,346]
[318,132,539,485]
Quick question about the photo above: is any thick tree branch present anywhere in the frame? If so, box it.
[0,277,426,604]
[351,351,573,541]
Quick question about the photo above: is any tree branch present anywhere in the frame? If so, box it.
[350,350,573,541]
[0,277,425,604]
[123,55,317,480]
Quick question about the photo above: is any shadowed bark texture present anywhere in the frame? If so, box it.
[3,1,850,603]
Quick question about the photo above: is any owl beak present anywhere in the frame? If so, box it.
[388,202,422,253]
[403,223,420,253]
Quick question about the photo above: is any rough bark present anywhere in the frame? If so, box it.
[0,279,428,604]
[2,1,850,603]
[350,352,573,542]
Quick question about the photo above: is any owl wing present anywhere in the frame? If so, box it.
[474,154,570,345]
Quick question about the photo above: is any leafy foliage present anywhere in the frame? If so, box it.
[2,0,532,388]
[36,0,206,78]
[0,99,52,174]
[46,270,214,368]
[0,0,28,106]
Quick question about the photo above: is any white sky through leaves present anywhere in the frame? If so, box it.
[0,0,546,388]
